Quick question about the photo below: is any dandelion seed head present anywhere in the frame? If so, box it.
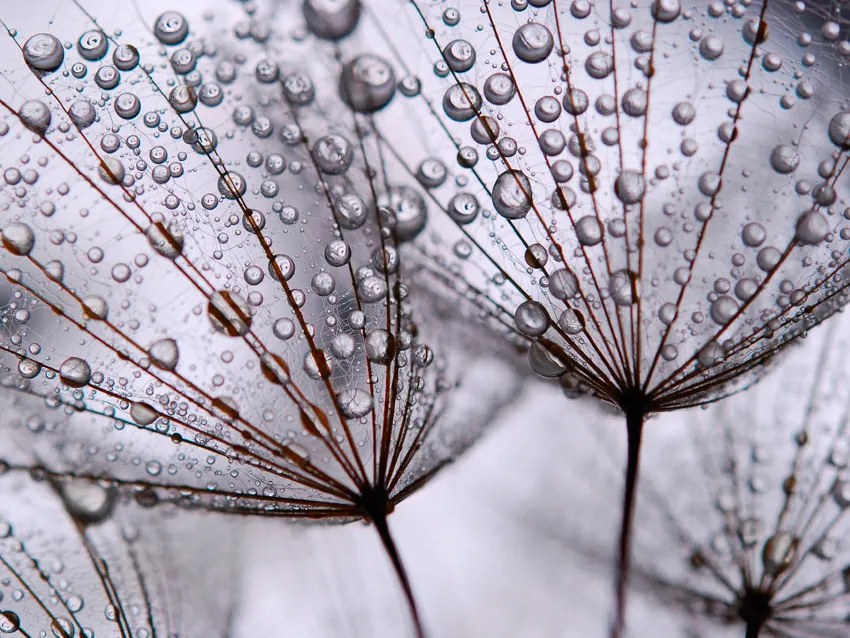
[0,0,516,523]
[350,0,850,411]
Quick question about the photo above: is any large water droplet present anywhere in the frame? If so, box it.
[339,54,396,113]
[303,0,361,40]
[492,170,532,219]
[2,222,35,256]
[208,291,252,336]
[22,33,64,72]
[60,357,92,388]
[337,388,373,418]
[512,23,554,63]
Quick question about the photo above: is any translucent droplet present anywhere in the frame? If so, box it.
[208,291,252,336]
[558,308,585,334]
[492,170,533,219]
[358,275,388,303]
[483,73,515,105]
[303,0,360,40]
[114,92,141,119]
[365,329,395,364]
[17,358,41,379]
[82,296,108,321]
[0,611,20,634]
[147,222,184,259]
[2,222,35,256]
[514,300,549,337]
[381,185,427,241]
[710,296,738,325]
[23,33,64,72]
[415,158,448,188]
[60,357,92,388]
[312,134,354,174]
[512,23,554,63]
[154,11,189,45]
[447,192,480,225]
[614,171,645,205]
[337,388,373,418]
[19,100,51,134]
[442,83,482,121]
[443,39,476,72]
[148,338,179,371]
[61,482,115,524]
[795,211,828,245]
[325,239,351,267]
[575,216,603,246]
[609,270,636,306]
[131,402,159,425]
[770,145,799,173]
[549,269,579,300]
[69,100,96,129]
[77,30,108,61]
[528,340,568,378]
[333,193,368,229]
[828,112,850,148]
[339,54,396,113]
[762,532,798,577]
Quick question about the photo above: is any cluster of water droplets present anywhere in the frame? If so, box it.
[347,0,850,408]
[0,471,237,638]
[0,0,512,519]
[617,326,850,635]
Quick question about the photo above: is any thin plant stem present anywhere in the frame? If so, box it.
[611,400,646,638]
[370,512,426,638]
[745,618,764,638]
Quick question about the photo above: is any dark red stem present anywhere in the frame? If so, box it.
[371,512,426,638]
[610,403,646,638]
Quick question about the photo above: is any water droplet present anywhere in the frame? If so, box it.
[762,532,798,577]
[381,185,427,241]
[337,388,373,418]
[614,171,645,205]
[492,170,532,219]
[442,83,482,121]
[312,134,354,174]
[303,0,361,40]
[60,357,92,388]
[575,216,603,246]
[2,222,35,256]
[340,54,396,113]
[609,270,637,306]
[512,23,554,63]
[483,73,515,105]
[22,33,64,72]
[77,30,108,61]
[147,222,184,259]
[528,340,568,377]
[61,482,115,525]
[443,39,476,72]
[208,291,252,336]
[19,100,51,133]
[515,300,549,337]
[828,112,850,148]
[0,611,20,634]
[154,11,189,44]
[549,269,579,300]
[795,211,828,244]
[770,145,800,174]
[148,338,179,370]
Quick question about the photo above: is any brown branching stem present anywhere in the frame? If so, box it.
[370,510,426,638]
[611,399,646,638]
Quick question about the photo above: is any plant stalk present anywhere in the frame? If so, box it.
[371,512,426,638]
[745,618,764,638]
[610,404,646,638]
